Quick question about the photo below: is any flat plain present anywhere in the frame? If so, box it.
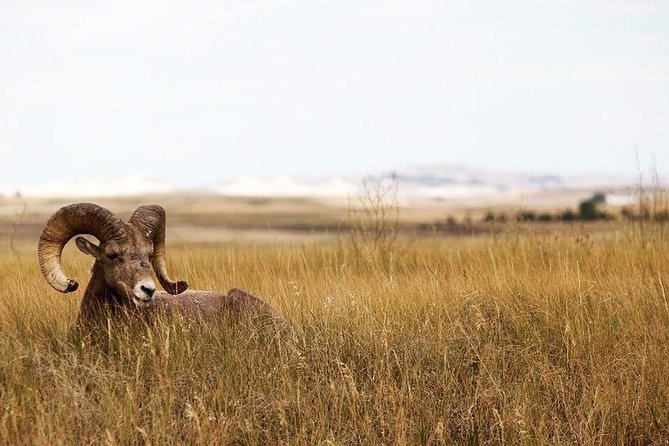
[1,195,668,444]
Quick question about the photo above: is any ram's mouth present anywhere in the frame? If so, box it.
[132,295,153,308]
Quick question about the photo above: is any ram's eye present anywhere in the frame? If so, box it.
[107,253,121,261]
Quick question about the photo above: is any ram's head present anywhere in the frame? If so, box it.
[38,203,188,307]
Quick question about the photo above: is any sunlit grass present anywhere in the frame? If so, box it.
[1,225,668,444]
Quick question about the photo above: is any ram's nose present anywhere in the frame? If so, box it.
[140,284,155,298]
[133,280,156,307]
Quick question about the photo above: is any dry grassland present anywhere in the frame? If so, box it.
[1,223,668,444]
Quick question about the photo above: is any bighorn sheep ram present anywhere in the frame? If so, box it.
[38,203,284,328]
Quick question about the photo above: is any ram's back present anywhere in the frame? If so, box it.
[154,287,286,327]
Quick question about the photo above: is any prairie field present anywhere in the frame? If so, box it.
[1,214,669,444]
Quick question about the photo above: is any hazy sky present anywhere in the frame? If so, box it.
[1,0,668,189]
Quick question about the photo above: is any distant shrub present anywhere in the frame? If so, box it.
[578,192,610,220]
[578,200,600,220]
[560,209,577,221]
[514,211,536,222]
[654,210,669,222]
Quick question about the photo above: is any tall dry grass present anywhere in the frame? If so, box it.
[1,223,668,444]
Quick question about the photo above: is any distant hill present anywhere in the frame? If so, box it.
[207,165,640,200]
[3,165,651,200]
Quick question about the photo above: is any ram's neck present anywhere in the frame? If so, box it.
[77,263,127,324]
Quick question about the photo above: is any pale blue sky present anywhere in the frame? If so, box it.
[1,0,668,189]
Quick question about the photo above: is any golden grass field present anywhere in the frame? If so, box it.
[1,196,669,444]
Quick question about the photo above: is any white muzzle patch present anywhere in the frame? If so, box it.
[132,279,156,308]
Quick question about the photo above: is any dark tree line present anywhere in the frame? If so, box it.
[482,193,612,223]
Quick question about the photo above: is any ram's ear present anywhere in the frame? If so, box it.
[75,237,101,259]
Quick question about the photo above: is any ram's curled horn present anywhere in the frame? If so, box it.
[129,205,188,295]
[38,203,125,293]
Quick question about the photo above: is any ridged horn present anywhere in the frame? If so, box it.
[38,203,125,293]
[129,205,188,295]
